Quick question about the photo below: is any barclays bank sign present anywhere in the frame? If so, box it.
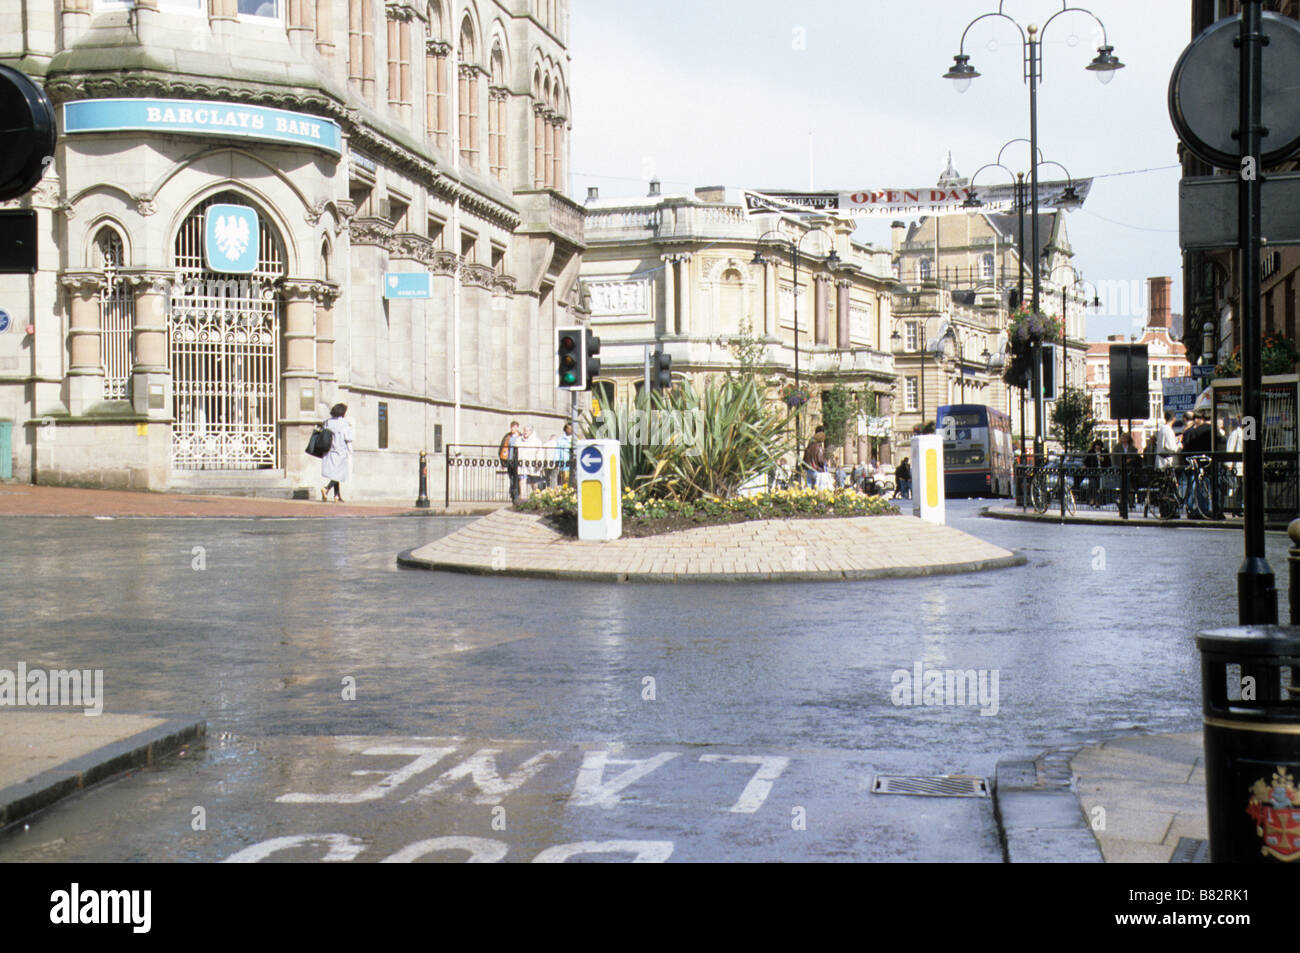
[63,98,343,156]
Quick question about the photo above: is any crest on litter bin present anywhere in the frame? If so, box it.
[1247,767,1300,861]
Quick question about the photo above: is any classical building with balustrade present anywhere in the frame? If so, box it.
[890,159,1091,452]
[580,183,899,467]
[0,0,582,498]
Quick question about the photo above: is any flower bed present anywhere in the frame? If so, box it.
[516,485,900,538]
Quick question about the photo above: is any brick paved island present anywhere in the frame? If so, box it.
[398,509,1026,583]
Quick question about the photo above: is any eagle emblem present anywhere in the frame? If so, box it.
[213,214,251,263]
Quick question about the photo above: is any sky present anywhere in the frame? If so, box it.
[569,0,1193,342]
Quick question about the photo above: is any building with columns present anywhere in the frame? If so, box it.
[891,159,1092,451]
[1,0,582,498]
[580,183,899,466]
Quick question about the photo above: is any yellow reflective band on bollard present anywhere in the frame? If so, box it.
[926,448,940,508]
[610,457,620,520]
[581,480,603,521]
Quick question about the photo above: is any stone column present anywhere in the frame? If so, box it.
[209,0,237,40]
[661,254,676,336]
[678,253,692,336]
[62,273,106,416]
[61,0,91,43]
[836,279,852,349]
[287,0,315,57]
[315,283,340,387]
[282,279,320,417]
[814,275,830,346]
[126,273,173,420]
[315,0,335,54]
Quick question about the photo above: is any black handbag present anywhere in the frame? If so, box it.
[306,422,334,459]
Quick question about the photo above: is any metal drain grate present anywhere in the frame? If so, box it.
[872,775,990,798]
[1170,837,1210,863]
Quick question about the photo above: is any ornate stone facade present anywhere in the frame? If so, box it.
[0,0,581,499]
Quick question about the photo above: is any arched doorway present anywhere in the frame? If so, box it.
[170,192,286,470]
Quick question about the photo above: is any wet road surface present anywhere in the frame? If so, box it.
[0,502,1283,861]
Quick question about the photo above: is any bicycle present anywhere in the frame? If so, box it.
[1184,455,1215,519]
[1143,465,1182,520]
[1030,467,1075,516]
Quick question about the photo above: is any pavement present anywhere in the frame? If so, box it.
[400,508,1027,582]
[0,483,501,518]
[985,501,1269,532]
[997,732,1208,864]
[0,712,205,830]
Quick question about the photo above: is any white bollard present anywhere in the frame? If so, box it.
[910,435,947,525]
[575,439,623,541]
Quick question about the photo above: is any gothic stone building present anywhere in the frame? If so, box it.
[0,0,582,498]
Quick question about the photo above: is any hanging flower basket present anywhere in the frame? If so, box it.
[1216,336,1300,378]
[1007,308,1064,353]
[780,383,810,408]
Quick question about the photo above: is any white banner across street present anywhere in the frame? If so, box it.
[741,179,1092,219]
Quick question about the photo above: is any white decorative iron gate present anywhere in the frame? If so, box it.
[170,193,284,471]
[96,228,134,400]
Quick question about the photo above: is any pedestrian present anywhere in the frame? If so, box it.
[1181,411,1213,517]
[803,426,828,489]
[554,423,574,487]
[320,403,354,503]
[501,420,521,503]
[521,425,545,499]
[894,456,912,500]
[1155,411,1179,470]
[1226,416,1244,477]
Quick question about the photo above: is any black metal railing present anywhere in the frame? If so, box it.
[444,444,572,505]
[1013,451,1300,524]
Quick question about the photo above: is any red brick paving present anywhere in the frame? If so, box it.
[0,484,463,518]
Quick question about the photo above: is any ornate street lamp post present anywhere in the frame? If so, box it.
[945,1,1124,461]
[752,227,839,449]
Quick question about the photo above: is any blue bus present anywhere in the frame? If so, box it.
[937,404,1014,498]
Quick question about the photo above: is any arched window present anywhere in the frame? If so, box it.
[919,259,932,281]
[95,226,134,400]
[171,193,286,471]
[348,0,375,101]
[532,68,544,187]
[425,2,450,150]
[981,253,995,281]
[386,5,412,117]
[458,17,479,168]
[488,43,507,183]
[551,75,564,190]
[719,268,747,330]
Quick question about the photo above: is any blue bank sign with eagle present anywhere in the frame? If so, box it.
[205,205,259,274]
[63,99,343,156]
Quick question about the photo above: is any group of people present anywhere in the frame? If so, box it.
[502,421,576,504]
[801,426,912,499]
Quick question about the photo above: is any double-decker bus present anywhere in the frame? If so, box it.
[936,404,1014,498]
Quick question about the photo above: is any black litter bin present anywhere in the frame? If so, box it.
[1197,626,1300,863]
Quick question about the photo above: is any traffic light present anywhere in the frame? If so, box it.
[557,326,584,391]
[650,349,672,391]
[1041,343,1058,401]
[584,329,601,391]
[0,65,55,275]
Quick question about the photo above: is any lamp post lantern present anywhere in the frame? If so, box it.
[946,1,1124,462]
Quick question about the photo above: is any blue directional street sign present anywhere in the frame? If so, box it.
[579,446,604,476]
[1192,364,1217,380]
[204,204,259,275]
[383,272,434,300]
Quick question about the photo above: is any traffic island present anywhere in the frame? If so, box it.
[398,508,1026,583]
